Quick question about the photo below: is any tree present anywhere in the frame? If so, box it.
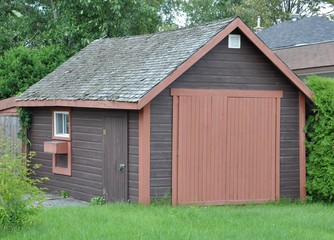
[180,0,241,25]
[44,0,162,51]
[0,45,66,99]
[0,0,162,54]
[0,0,163,100]
[179,0,334,28]
[247,0,334,26]
[0,0,54,54]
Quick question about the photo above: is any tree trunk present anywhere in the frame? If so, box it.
[51,0,58,20]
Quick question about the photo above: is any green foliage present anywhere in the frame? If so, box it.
[90,196,106,205]
[0,136,47,229]
[17,108,32,144]
[60,191,70,199]
[181,0,241,25]
[0,1,163,101]
[179,0,334,28]
[151,193,171,205]
[305,76,334,202]
[50,0,161,51]
[0,0,54,54]
[0,45,66,100]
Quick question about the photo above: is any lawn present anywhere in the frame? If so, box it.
[1,202,333,240]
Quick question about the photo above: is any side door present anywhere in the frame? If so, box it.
[103,113,128,202]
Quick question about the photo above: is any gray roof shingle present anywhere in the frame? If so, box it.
[17,17,235,103]
[258,16,334,50]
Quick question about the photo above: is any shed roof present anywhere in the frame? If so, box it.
[16,17,313,109]
[258,16,334,50]
[17,17,234,103]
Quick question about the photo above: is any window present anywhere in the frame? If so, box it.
[53,110,71,140]
[228,34,241,49]
[46,108,72,175]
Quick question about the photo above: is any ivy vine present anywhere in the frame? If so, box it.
[17,108,32,144]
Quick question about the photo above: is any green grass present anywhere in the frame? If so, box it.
[1,202,333,240]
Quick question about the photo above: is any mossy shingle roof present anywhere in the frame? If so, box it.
[17,17,235,102]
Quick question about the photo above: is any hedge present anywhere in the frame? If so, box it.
[305,76,334,202]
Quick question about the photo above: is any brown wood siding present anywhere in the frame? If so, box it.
[128,111,139,202]
[29,108,139,202]
[150,30,300,200]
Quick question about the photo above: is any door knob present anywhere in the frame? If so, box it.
[119,163,126,171]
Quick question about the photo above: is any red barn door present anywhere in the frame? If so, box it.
[171,89,282,205]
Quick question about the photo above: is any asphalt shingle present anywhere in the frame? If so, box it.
[258,16,334,50]
[17,17,235,103]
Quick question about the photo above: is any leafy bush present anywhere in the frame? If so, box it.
[305,76,334,202]
[0,45,66,100]
[61,191,70,199]
[0,136,47,229]
[90,196,106,206]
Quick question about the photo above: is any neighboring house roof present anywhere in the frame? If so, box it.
[258,16,334,50]
[16,17,312,110]
[275,41,334,71]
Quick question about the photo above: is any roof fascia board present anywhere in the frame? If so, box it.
[294,65,334,75]
[0,97,17,111]
[273,39,334,50]
[16,99,139,110]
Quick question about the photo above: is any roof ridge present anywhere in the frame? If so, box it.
[93,16,237,43]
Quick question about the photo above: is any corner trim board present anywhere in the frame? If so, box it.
[172,96,179,205]
[299,92,306,200]
[138,103,151,204]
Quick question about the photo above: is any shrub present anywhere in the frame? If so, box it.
[305,76,334,202]
[90,196,106,206]
[0,45,66,100]
[0,136,47,229]
[61,191,70,199]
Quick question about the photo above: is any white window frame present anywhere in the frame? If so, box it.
[228,34,241,49]
[54,111,70,138]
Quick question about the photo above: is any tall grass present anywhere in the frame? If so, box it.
[1,203,333,240]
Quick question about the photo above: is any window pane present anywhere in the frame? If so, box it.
[55,154,68,168]
[56,113,64,134]
[55,112,69,136]
[64,114,69,134]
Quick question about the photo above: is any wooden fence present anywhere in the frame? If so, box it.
[0,115,22,155]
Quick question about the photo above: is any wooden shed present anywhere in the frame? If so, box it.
[14,17,312,205]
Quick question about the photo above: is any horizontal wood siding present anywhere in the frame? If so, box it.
[71,108,104,200]
[150,30,300,200]
[150,91,173,198]
[128,111,139,202]
[29,108,139,201]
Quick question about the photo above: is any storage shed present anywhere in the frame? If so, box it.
[15,17,312,205]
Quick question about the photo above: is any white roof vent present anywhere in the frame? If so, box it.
[228,34,241,49]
